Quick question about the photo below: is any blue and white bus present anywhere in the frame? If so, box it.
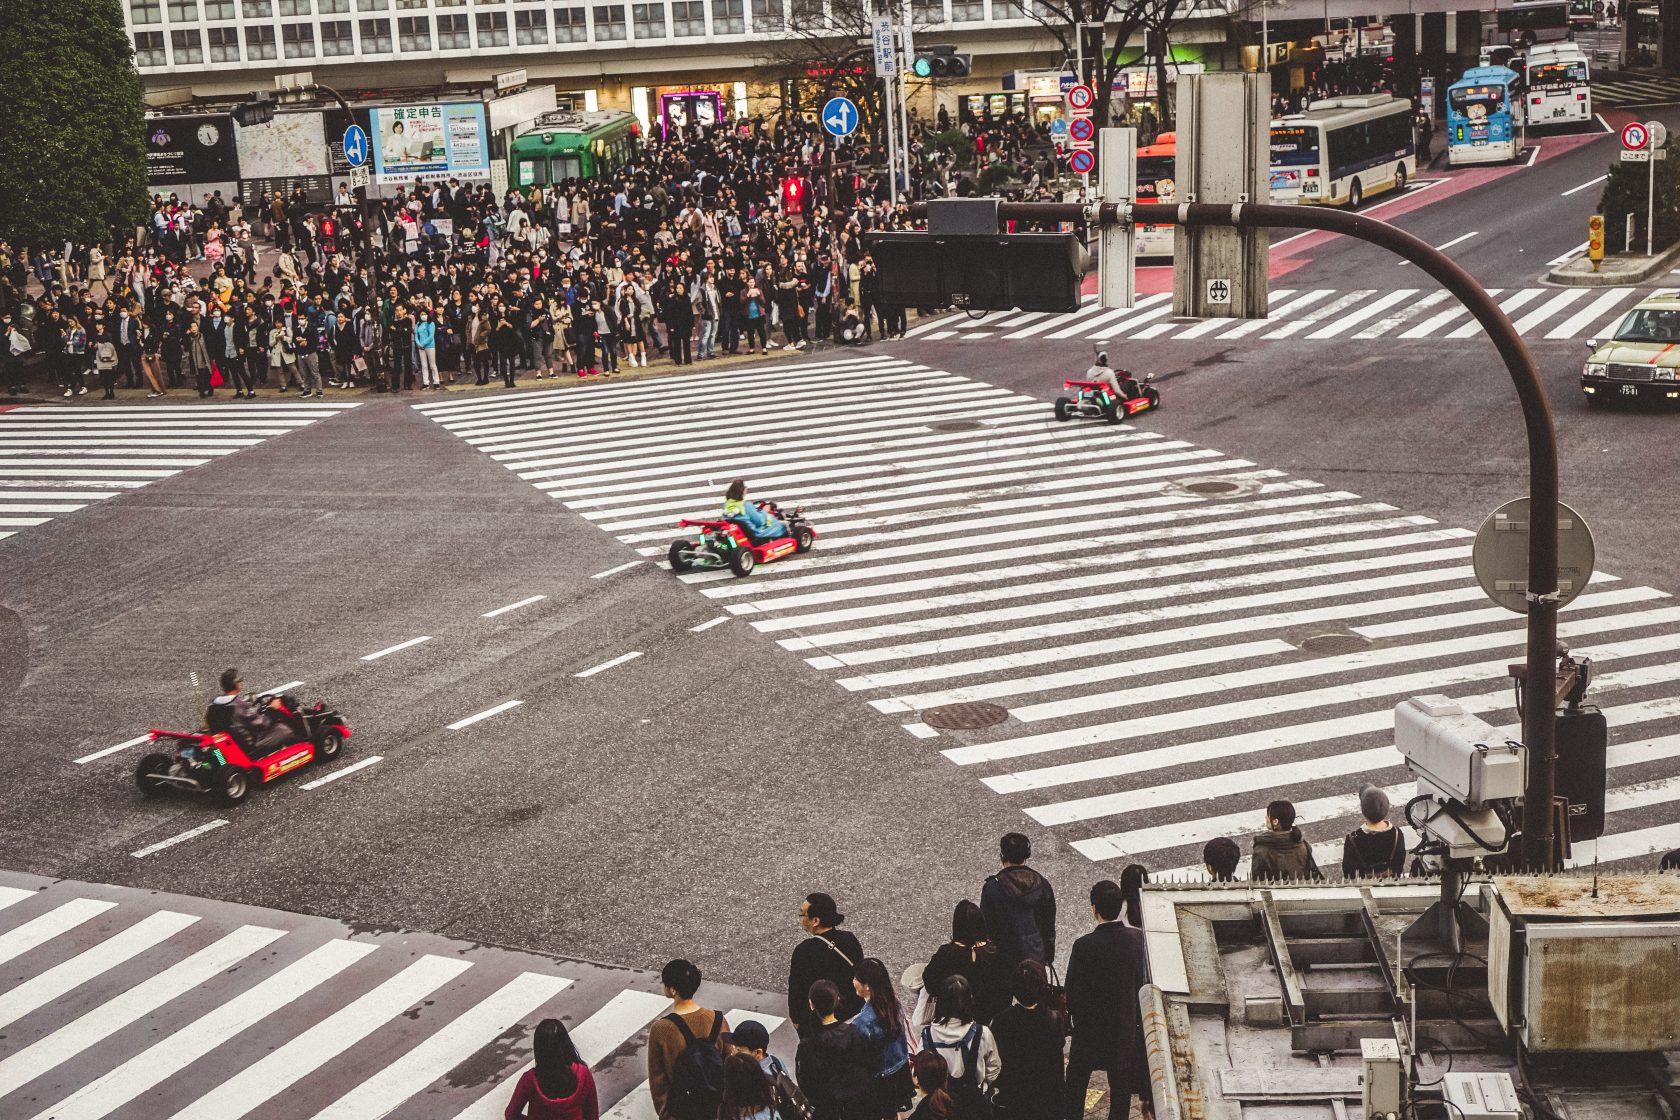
[1269,94,1417,208]
[1447,66,1527,165]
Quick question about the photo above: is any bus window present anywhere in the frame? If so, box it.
[1450,84,1507,115]
[1271,126,1321,166]
[1136,155,1176,201]
[1529,61,1587,86]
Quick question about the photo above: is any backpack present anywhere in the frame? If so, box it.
[766,1054,815,1120]
[1351,827,1403,880]
[921,1022,984,1089]
[663,1011,726,1120]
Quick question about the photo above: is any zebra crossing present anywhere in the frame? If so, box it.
[0,402,359,547]
[0,871,789,1120]
[1594,74,1680,107]
[415,355,1680,877]
[902,286,1661,346]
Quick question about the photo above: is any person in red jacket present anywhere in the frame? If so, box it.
[505,1018,599,1120]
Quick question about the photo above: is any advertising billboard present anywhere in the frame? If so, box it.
[369,102,490,184]
[145,114,240,184]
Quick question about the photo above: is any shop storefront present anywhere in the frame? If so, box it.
[955,90,1031,126]
[630,83,750,138]
[1003,70,1078,125]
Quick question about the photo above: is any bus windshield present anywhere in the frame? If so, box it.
[1270,126,1321,166]
[1449,85,1509,114]
[1529,61,1588,85]
[1612,308,1680,343]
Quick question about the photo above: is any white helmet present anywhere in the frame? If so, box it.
[1095,351,1110,366]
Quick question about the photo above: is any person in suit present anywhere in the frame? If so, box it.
[1064,880,1153,1120]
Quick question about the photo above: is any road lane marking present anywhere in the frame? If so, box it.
[257,680,303,697]
[1433,231,1479,251]
[689,616,730,632]
[447,700,523,730]
[300,756,384,791]
[590,559,643,579]
[903,723,940,739]
[131,820,229,858]
[1526,143,1541,167]
[0,899,117,966]
[575,651,643,678]
[483,594,547,617]
[1547,241,1589,267]
[1563,174,1609,196]
[73,734,152,765]
[360,636,432,661]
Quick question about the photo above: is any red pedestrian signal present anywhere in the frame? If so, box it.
[782,177,804,215]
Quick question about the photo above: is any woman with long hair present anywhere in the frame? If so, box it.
[504,1017,598,1120]
[923,901,1008,1026]
[717,1052,778,1120]
[850,958,912,1119]
[907,1051,984,1120]
[919,975,1000,1096]
[1119,864,1148,929]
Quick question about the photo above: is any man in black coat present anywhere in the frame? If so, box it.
[1065,880,1153,1120]
[787,892,863,1036]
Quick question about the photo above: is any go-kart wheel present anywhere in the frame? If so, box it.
[1104,401,1125,424]
[728,547,757,577]
[1144,387,1161,409]
[668,539,695,572]
[315,730,343,762]
[214,766,252,807]
[794,525,815,553]
[1054,396,1073,422]
[136,752,172,797]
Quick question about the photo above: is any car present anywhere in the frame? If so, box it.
[667,500,817,578]
[135,694,352,806]
[1055,372,1161,423]
[1581,294,1680,405]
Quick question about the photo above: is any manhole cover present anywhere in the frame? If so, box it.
[1184,480,1243,495]
[927,419,987,433]
[1296,631,1372,655]
[921,702,1010,730]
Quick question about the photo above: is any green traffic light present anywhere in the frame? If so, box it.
[914,56,933,78]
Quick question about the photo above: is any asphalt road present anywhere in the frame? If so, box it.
[3,110,1680,1011]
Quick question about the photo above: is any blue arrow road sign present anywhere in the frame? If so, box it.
[342,124,369,168]
[822,97,859,138]
[1049,118,1069,136]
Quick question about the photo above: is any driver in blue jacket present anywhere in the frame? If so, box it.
[722,479,786,540]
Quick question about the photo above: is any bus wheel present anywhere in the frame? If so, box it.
[1394,165,1408,191]
[1349,180,1364,208]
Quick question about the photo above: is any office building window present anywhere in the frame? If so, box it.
[245,21,277,54]
[712,0,741,32]
[750,0,780,31]
[396,0,427,7]
[320,18,354,52]
[133,30,166,64]
[131,0,161,24]
[278,0,309,13]
[671,0,702,34]
[170,28,203,62]
[790,0,819,21]
[243,0,272,15]
[397,14,430,47]
[204,0,236,18]
[593,4,624,38]
[436,0,464,6]
[436,11,467,45]
[320,0,350,10]
[632,2,664,37]
[553,6,585,40]
[514,7,548,42]
[167,0,198,20]
[950,0,981,17]
[357,0,387,8]
[282,21,315,54]
[358,17,391,48]
[207,25,241,58]
[911,0,941,20]
[475,10,508,45]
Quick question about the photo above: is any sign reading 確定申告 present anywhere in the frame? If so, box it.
[369,103,490,185]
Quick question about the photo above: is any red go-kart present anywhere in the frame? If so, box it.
[136,694,351,806]
[1055,372,1160,424]
[668,500,817,578]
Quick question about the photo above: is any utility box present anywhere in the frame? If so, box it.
[1487,875,1680,1052]
[1554,704,1608,842]
[1172,72,1269,320]
[1360,1038,1403,1117]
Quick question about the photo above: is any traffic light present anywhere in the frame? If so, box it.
[781,176,804,215]
[912,45,971,79]
[231,97,275,127]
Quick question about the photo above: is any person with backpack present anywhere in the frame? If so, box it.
[988,961,1064,1120]
[1248,799,1323,882]
[923,901,1009,1027]
[788,893,864,1036]
[647,958,730,1120]
[724,1019,810,1120]
[1341,784,1406,879]
[1064,881,1152,1120]
[503,1017,599,1120]
[718,1053,780,1120]
[848,958,912,1118]
[795,980,873,1120]
[907,1052,988,1120]
[920,976,1000,1098]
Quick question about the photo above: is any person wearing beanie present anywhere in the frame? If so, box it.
[1342,784,1407,879]
[1249,799,1323,882]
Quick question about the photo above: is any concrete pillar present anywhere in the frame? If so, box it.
[1445,9,1458,53]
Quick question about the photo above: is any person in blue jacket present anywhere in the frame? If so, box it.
[414,308,440,389]
[722,479,785,540]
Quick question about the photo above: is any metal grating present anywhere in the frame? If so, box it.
[921,701,1010,729]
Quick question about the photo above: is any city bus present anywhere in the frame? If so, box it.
[1268,94,1417,208]
[1489,0,1573,47]
[1135,132,1177,257]
[510,109,638,188]
[1568,0,1598,28]
[1447,67,1527,164]
[1525,42,1592,127]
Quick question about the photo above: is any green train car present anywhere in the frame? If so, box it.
[510,109,639,187]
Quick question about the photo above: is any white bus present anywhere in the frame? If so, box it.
[1488,0,1573,48]
[1269,94,1418,208]
[1524,42,1592,126]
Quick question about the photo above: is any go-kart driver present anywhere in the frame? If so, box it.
[722,479,786,541]
[1084,352,1140,402]
[206,668,298,754]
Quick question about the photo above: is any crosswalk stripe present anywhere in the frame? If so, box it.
[1510,288,1590,335]
[1306,289,1417,339]
[0,898,115,966]
[1219,290,1336,338]
[1173,291,1299,339]
[1353,291,1452,339]
[1546,287,1636,338]
[0,910,199,1031]
[1042,293,1172,340]
[1447,287,1544,338]
[1265,291,1377,339]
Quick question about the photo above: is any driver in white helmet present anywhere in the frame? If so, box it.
[1085,351,1122,396]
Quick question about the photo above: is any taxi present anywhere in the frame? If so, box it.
[1581,294,1680,405]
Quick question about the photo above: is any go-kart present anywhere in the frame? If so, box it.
[668,500,817,578]
[136,693,351,806]
[1055,372,1160,423]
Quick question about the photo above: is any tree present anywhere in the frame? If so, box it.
[0,0,148,247]
[1007,0,1190,129]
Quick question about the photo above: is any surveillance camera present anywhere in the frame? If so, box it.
[1395,695,1525,806]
